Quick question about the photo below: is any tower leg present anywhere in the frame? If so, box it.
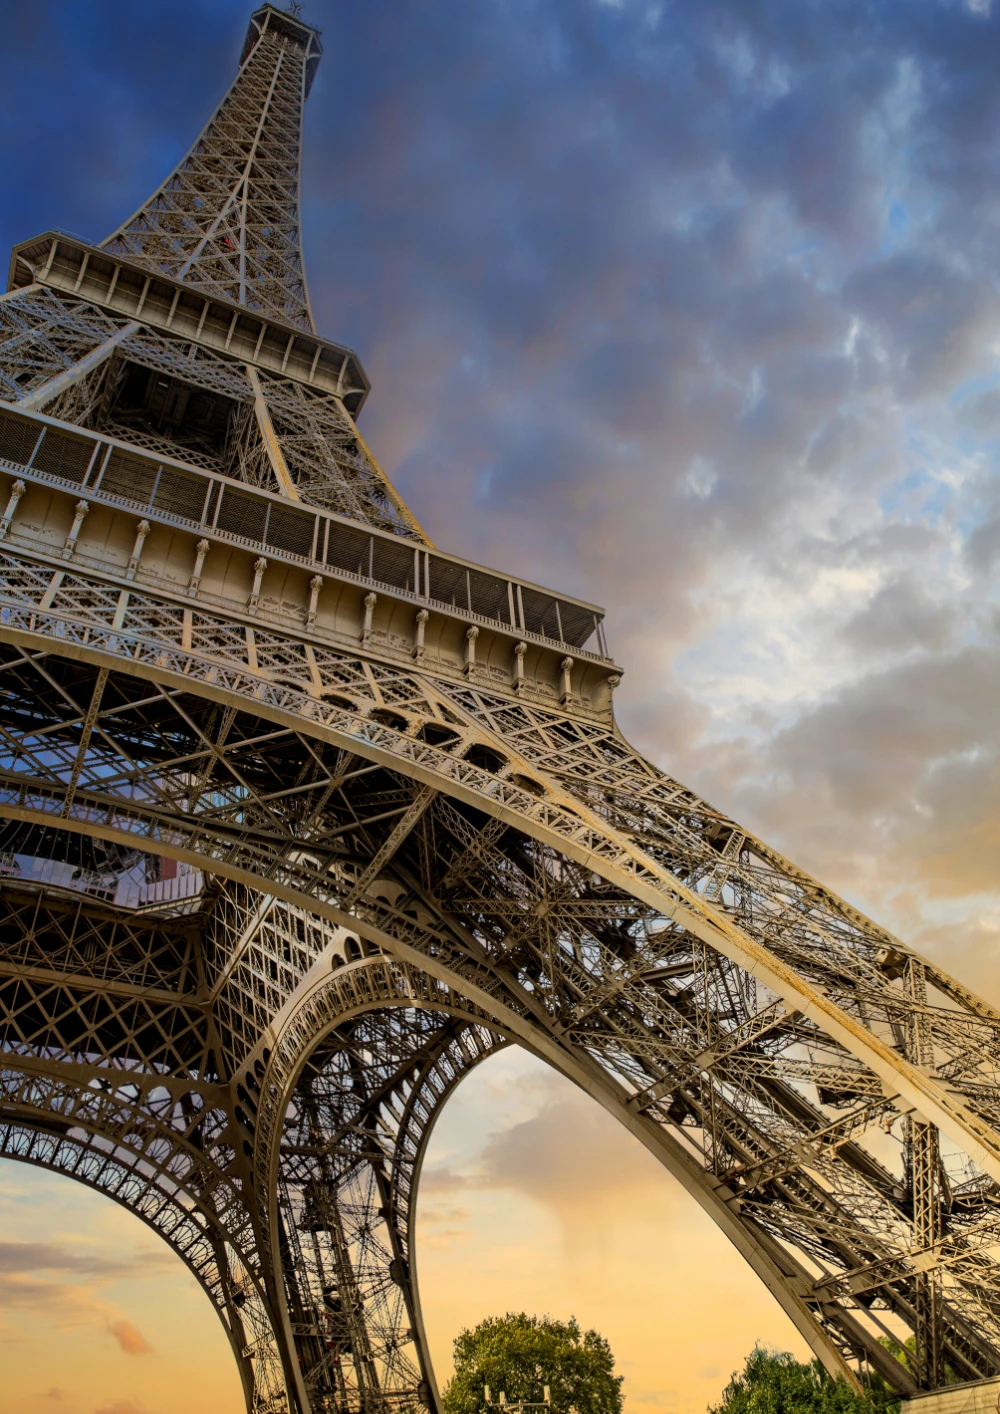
[906,958,944,1389]
[275,1008,504,1414]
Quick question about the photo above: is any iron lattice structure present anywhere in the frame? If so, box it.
[2,7,1000,1412]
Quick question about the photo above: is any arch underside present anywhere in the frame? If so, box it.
[0,1107,281,1410]
[1,577,1000,1411]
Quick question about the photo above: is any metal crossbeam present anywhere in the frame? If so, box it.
[343,784,436,908]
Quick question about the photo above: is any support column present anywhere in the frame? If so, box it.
[189,538,210,596]
[18,320,139,412]
[559,655,574,706]
[0,479,26,540]
[361,591,377,647]
[512,640,527,691]
[413,608,429,662]
[246,364,301,501]
[62,499,89,559]
[906,957,943,1389]
[306,574,322,628]
[248,556,268,615]
[126,519,150,580]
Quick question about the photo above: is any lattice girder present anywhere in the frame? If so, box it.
[102,6,321,330]
[4,569,1000,1399]
[274,1003,504,1413]
[0,292,427,538]
[0,592,994,1180]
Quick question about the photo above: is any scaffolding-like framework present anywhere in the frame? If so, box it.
[2,6,1000,1412]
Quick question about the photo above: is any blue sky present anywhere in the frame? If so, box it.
[5,1,1000,1411]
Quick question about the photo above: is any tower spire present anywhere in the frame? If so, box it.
[102,5,321,331]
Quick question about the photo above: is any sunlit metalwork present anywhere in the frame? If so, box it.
[2,6,1000,1412]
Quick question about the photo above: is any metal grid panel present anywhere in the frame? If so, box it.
[520,585,562,640]
[0,408,42,466]
[154,464,211,521]
[372,536,417,593]
[101,9,320,332]
[216,483,269,542]
[427,556,467,608]
[100,447,158,504]
[266,501,314,557]
[325,520,372,576]
[469,569,512,625]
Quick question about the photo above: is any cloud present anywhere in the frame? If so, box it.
[417,1203,469,1224]
[41,1390,63,1403]
[840,575,958,655]
[421,1075,675,1249]
[0,1243,168,1282]
[478,1092,667,1212]
[0,1273,92,1317]
[0,1238,169,1353]
[845,253,1000,397]
[107,1320,152,1357]
[734,75,883,240]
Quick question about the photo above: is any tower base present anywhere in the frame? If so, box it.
[903,1378,1000,1414]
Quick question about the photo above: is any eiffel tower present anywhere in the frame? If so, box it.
[2,6,1000,1412]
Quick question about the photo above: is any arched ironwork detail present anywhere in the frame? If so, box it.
[0,1114,286,1411]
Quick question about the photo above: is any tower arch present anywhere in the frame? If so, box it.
[0,1111,283,1411]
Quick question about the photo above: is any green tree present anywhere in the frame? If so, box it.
[709,1346,900,1414]
[442,1313,624,1414]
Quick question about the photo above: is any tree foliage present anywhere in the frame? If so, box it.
[709,1347,900,1414]
[442,1313,624,1414]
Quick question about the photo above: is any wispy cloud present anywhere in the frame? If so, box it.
[0,1242,170,1281]
[0,1236,165,1358]
[420,1069,678,1263]
[107,1320,153,1357]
